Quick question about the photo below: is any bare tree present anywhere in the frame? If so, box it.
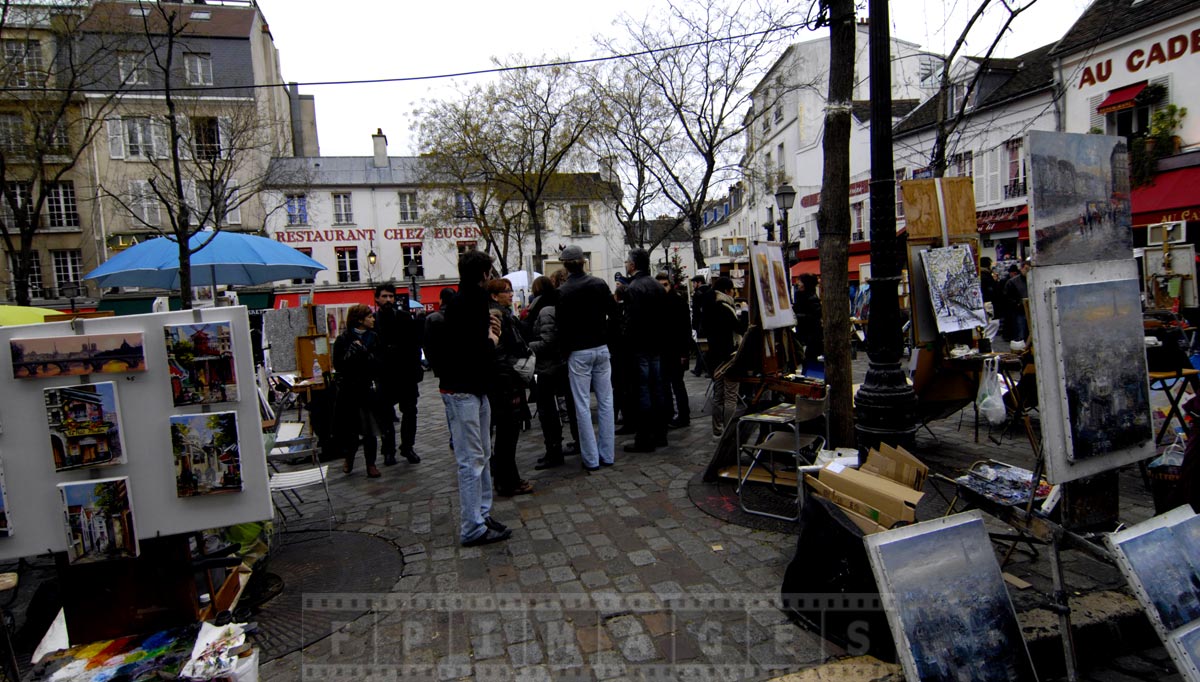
[816,0,856,447]
[0,1,131,306]
[416,58,591,273]
[928,0,1040,177]
[98,2,296,309]
[602,0,803,269]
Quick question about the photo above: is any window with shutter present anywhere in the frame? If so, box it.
[130,180,160,227]
[1089,95,1104,133]
[988,148,1002,204]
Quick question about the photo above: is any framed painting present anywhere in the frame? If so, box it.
[58,477,138,564]
[171,412,243,497]
[920,244,987,334]
[164,322,239,407]
[44,382,126,472]
[11,332,145,379]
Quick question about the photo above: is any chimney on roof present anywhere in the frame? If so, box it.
[599,155,617,185]
[372,128,388,168]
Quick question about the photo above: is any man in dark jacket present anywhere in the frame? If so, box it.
[657,272,692,428]
[423,287,456,377]
[441,251,509,547]
[373,284,421,465]
[1004,262,1030,345]
[705,276,748,437]
[621,248,670,452]
[556,244,618,470]
[690,275,713,376]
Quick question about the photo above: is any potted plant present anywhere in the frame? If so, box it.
[1150,104,1187,154]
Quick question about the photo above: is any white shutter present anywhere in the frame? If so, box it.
[217,117,231,159]
[1089,95,1104,133]
[151,117,168,159]
[225,184,241,225]
[1150,75,1171,117]
[175,116,191,160]
[106,118,124,159]
[185,179,198,224]
[973,154,986,206]
[987,148,1001,204]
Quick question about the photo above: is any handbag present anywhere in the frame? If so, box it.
[512,355,536,386]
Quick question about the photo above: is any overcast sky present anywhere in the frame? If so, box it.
[255,0,1094,158]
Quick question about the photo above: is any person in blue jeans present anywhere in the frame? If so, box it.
[439,250,510,547]
[555,245,618,470]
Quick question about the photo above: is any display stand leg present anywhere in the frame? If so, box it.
[1049,533,1079,682]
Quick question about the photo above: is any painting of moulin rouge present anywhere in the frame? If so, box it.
[868,514,1037,682]
[1052,279,1151,461]
[164,323,238,407]
[1028,130,1132,267]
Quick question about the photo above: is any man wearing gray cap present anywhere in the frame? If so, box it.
[555,245,618,470]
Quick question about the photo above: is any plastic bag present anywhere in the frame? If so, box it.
[976,356,1006,425]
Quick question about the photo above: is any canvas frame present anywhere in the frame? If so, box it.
[920,243,987,334]
[1107,506,1200,681]
[865,511,1038,682]
[906,238,939,347]
[749,242,796,331]
[1029,261,1153,483]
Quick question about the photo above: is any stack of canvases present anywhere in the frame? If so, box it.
[7,321,245,565]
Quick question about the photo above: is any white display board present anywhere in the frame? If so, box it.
[0,306,271,561]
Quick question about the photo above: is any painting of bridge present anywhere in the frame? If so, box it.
[164,323,238,407]
[44,382,126,472]
[11,332,145,379]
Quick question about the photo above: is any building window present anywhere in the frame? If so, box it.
[947,82,969,117]
[1005,139,1026,199]
[123,116,155,159]
[285,194,308,226]
[51,249,83,295]
[454,192,474,220]
[456,240,477,254]
[335,247,359,283]
[198,181,240,226]
[46,182,79,229]
[895,168,906,219]
[34,113,68,152]
[3,40,42,88]
[332,193,353,224]
[118,52,147,85]
[774,105,783,123]
[0,114,23,154]
[292,248,315,284]
[570,205,590,234]
[852,202,865,240]
[184,53,213,86]
[191,116,221,160]
[397,192,419,222]
[401,242,424,277]
[7,252,42,298]
[950,151,973,178]
[0,182,30,227]
[130,180,160,227]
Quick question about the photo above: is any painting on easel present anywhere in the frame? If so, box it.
[750,243,795,331]
[866,512,1037,682]
[58,477,138,564]
[1109,507,1200,681]
[44,382,126,472]
[164,322,239,407]
[920,244,987,334]
[171,412,242,497]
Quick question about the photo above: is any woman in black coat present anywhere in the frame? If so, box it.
[487,278,534,496]
[332,304,394,478]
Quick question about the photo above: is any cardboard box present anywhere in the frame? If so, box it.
[809,465,924,527]
[863,443,929,490]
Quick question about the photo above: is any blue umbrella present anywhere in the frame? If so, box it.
[84,230,327,289]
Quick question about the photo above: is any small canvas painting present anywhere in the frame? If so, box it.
[164,322,238,406]
[866,512,1037,682]
[171,412,242,497]
[11,332,145,379]
[58,477,138,564]
[1051,279,1152,462]
[750,243,795,331]
[44,382,126,472]
[1027,131,1133,266]
[920,244,987,333]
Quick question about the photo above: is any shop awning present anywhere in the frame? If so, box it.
[1096,82,1147,114]
[1132,166,1200,226]
[977,205,1028,234]
[790,252,872,280]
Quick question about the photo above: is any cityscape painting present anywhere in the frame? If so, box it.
[58,477,138,564]
[10,332,145,379]
[164,322,238,407]
[1051,279,1152,462]
[1027,130,1133,267]
[1110,507,1200,681]
[44,382,126,472]
[867,513,1037,682]
[171,412,243,497]
[920,244,988,333]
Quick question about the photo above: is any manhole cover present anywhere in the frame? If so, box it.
[251,531,402,661]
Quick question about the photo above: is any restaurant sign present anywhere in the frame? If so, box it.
[275,226,480,244]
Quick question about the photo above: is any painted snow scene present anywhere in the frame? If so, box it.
[920,244,987,333]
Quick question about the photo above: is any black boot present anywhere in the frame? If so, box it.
[535,445,565,470]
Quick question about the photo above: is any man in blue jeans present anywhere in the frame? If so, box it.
[439,250,510,547]
[555,245,618,470]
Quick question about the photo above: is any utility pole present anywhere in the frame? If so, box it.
[854,0,918,449]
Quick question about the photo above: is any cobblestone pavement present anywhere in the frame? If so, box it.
[257,358,1185,682]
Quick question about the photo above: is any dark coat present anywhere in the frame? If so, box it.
[621,271,669,354]
[374,304,423,387]
[332,327,383,401]
[438,285,496,396]
[557,272,616,352]
[663,290,693,359]
[527,289,567,374]
[793,292,824,360]
[704,292,746,366]
[489,301,532,392]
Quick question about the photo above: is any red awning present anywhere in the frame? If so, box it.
[1096,82,1147,115]
[1131,166,1200,226]
[790,253,872,280]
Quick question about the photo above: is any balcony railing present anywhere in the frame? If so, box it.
[1003,180,1027,199]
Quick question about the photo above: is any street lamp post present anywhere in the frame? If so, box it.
[405,258,421,304]
[854,0,918,450]
[367,249,377,284]
[775,185,796,266]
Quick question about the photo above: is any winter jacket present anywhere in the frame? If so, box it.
[438,285,496,396]
[704,291,746,365]
[621,271,669,354]
[557,272,617,352]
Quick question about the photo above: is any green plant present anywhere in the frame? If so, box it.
[1150,104,1187,139]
